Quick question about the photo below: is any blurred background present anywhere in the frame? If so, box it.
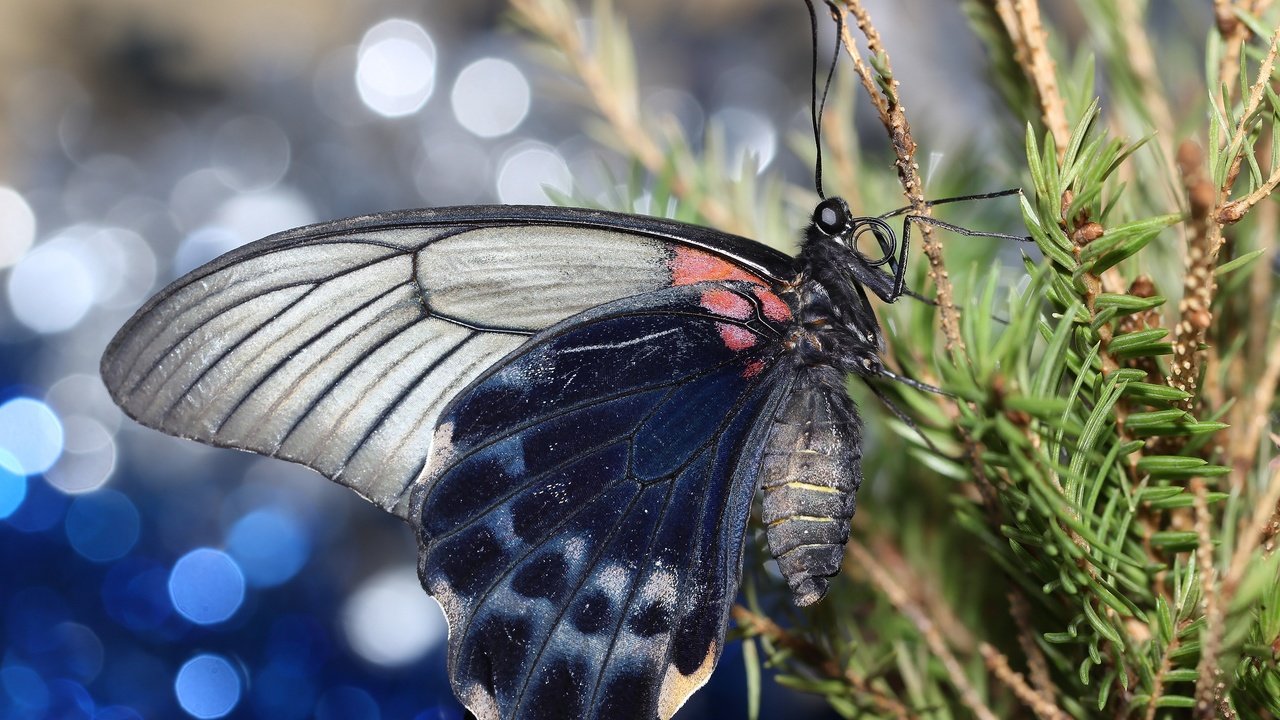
[0,0,1202,718]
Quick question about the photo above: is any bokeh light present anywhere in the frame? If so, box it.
[7,237,96,333]
[0,398,64,475]
[0,458,26,519]
[711,106,778,178]
[6,586,70,655]
[44,677,95,719]
[313,46,363,126]
[94,708,144,720]
[44,373,123,434]
[3,476,68,533]
[644,88,705,140]
[168,548,246,625]
[102,557,174,632]
[1,664,50,716]
[8,224,157,330]
[342,565,446,667]
[47,622,106,685]
[174,654,241,719]
[451,58,531,138]
[315,685,380,720]
[64,490,140,562]
[169,168,237,232]
[226,508,310,587]
[414,131,490,204]
[211,188,316,247]
[496,142,572,204]
[210,116,292,192]
[174,226,246,276]
[356,19,437,118]
[250,660,320,720]
[44,414,117,494]
[86,226,158,311]
[0,185,36,268]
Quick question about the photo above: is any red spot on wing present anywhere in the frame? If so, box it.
[716,322,757,351]
[670,247,764,286]
[700,288,753,320]
[742,359,766,378]
[753,287,792,322]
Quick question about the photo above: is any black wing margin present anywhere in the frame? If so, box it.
[413,281,796,720]
[98,206,796,519]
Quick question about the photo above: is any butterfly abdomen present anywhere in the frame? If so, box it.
[759,364,862,606]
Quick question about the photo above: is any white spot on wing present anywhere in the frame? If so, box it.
[596,562,631,597]
[640,568,677,604]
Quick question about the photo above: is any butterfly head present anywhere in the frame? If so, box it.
[807,197,903,304]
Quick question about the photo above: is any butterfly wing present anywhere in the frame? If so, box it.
[100,205,795,519]
[414,281,796,720]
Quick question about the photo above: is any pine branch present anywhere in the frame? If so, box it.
[509,0,1280,716]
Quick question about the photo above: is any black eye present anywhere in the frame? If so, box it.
[812,198,850,236]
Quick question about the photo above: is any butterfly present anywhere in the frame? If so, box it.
[97,195,945,718]
[98,2,1033,716]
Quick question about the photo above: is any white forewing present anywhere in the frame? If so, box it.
[100,208,763,520]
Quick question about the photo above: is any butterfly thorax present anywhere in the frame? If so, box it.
[787,239,885,378]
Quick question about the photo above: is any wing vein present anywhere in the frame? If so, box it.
[433,353,744,480]
[520,464,682,717]
[331,331,480,481]
[423,433,628,549]
[207,283,413,435]
[272,309,429,457]
[122,250,405,396]
[152,281,323,423]
[381,337,518,504]
[458,489,644,678]
[588,473,685,713]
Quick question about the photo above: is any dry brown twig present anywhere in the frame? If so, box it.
[1114,0,1182,212]
[836,0,962,354]
[1213,20,1280,220]
[1233,302,1280,482]
[978,643,1070,720]
[1223,187,1278,487]
[1215,0,1275,111]
[1008,590,1056,702]
[1190,479,1223,719]
[818,97,864,214]
[847,540,1001,720]
[989,0,1070,159]
[833,8,1072,714]
[868,537,975,652]
[1143,628,1184,720]
[1169,23,1280,412]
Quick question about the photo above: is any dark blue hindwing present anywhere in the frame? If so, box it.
[412,282,794,720]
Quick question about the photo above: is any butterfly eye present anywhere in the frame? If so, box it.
[812,197,851,236]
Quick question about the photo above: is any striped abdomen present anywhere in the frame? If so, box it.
[760,365,862,606]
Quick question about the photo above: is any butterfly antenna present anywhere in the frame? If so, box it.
[862,378,944,456]
[877,187,1026,219]
[804,0,844,199]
